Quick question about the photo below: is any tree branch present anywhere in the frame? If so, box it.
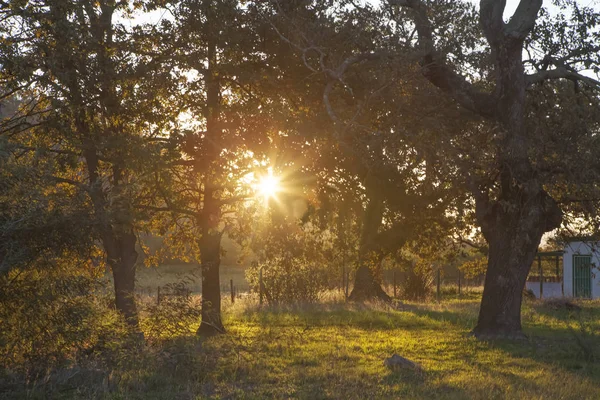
[48,176,90,192]
[136,204,201,218]
[504,0,543,41]
[526,67,600,88]
[480,0,506,45]
[388,0,496,118]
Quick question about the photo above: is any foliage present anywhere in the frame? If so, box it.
[398,261,434,301]
[0,263,129,377]
[246,257,332,305]
[458,256,488,280]
[244,211,340,304]
[142,280,202,342]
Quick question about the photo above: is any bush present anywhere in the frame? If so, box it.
[0,266,128,378]
[400,262,434,300]
[242,214,340,305]
[246,256,336,305]
[141,280,202,341]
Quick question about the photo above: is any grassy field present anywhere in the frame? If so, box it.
[135,264,250,295]
[10,295,599,400]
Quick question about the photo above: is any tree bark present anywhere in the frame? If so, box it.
[195,7,226,336]
[349,263,391,302]
[349,181,391,302]
[107,230,140,329]
[196,223,225,336]
[392,0,561,337]
[472,192,561,338]
[471,24,561,337]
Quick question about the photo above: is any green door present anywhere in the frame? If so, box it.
[573,255,592,298]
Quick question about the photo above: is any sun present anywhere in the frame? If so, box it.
[257,172,281,200]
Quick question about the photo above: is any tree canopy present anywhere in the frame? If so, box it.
[1,0,600,341]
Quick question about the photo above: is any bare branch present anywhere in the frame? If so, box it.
[504,0,543,41]
[526,67,600,88]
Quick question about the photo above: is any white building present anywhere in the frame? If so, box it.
[562,240,600,299]
[525,239,600,299]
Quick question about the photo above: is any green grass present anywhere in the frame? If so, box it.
[4,297,600,399]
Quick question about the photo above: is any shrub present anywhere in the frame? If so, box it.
[400,262,434,300]
[0,266,127,378]
[141,280,202,341]
[246,257,335,305]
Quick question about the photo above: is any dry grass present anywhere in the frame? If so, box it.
[134,264,250,295]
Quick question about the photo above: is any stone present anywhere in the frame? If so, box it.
[384,354,422,371]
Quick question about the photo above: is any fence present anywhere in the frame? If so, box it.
[380,269,485,301]
[136,265,486,305]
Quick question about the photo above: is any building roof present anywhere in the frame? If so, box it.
[536,251,564,257]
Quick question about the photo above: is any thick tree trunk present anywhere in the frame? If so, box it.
[470,29,562,337]
[349,181,391,302]
[349,263,391,301]
[105,230,140,330]
[397,0,559,338]
[196,230,225,336]
[473,213,541,338]
[472,185,562,338]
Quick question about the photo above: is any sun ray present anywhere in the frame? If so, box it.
[257,169,281,202]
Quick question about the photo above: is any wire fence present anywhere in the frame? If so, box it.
[135,265,487,306]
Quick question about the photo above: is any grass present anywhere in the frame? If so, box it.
[135,264,249,295]
[5,295,599,399]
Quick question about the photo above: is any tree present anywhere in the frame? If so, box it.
[0,0,173,331]
[388,0,600,337]
[144,0,289,335]
[264,0,470,301]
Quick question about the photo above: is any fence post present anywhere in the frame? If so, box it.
[230,279,235,304]
[458,271,462,297]
[558,255,564,296]
[345,268,350,300]
[259,267,264,306]
[393,270,397,298]
[436,269,441,301]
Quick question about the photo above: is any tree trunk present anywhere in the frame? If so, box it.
[470,29,564,337]
[349,180,391,302]
[195,3,225,336]
[349,263,391,301]
[472,183,562,338]
[196,230,225,336]
[396,0,561,338]
[473,212,540,338]
[104,229,141,331]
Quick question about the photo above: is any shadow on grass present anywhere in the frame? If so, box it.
[237,304,452,333]
[82,299,599,399]
[402,300,600,389]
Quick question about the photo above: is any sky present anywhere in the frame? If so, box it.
[474,0,600,18]
[131,1,600,26]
